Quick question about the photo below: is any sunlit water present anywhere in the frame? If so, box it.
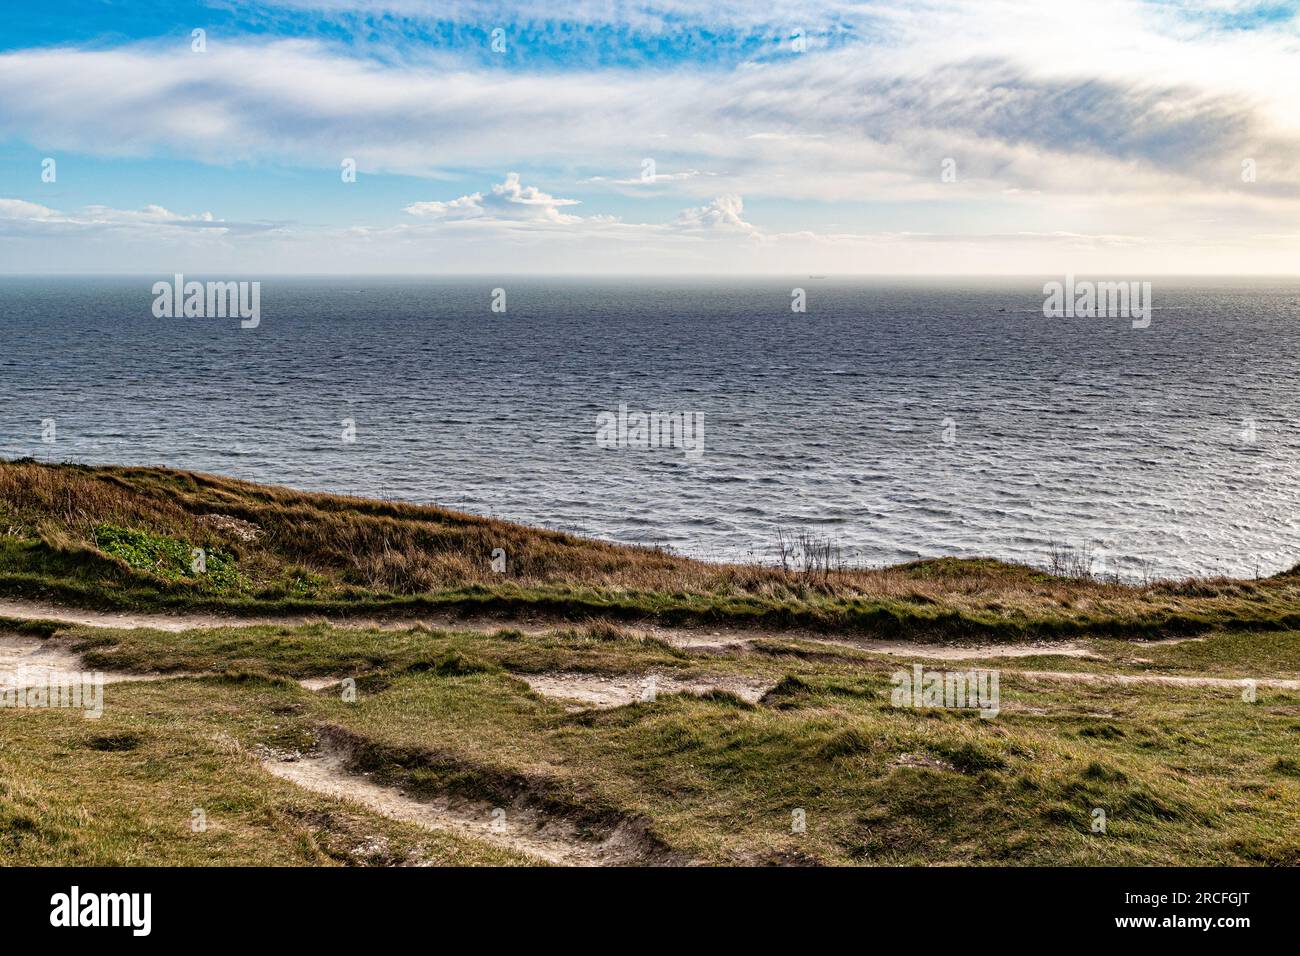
[2,276,1298,580]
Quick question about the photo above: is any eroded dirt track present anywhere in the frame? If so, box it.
[0,597,1099,660]
[262,744,672,866]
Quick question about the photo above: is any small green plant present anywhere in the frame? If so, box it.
[93,524,243,593]
[285,569,329,597]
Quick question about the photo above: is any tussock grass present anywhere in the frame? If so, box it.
[5,460,1300,642]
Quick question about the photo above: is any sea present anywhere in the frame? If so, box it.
[2,275,1297,581]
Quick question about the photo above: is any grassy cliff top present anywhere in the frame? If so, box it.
[2,459,1297,640]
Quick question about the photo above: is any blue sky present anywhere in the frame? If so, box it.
[0,2,866,67]
[2,0,1299,273]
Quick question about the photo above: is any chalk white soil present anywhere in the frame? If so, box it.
[262,746,660,866]
[297,676,343,691]
[0,633,202,685]
[521,671,772,709]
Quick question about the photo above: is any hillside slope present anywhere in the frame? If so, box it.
[2,459,1299,641]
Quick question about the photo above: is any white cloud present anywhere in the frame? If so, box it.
[0,198,58,219]
[404,173,582,222]
[672,194,758,234]
[80,204,219,225]
[582,169,717,186]
[0,200,274,245]
[404,175,759,236]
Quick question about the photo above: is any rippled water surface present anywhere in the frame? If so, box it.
[2,276,1298,579]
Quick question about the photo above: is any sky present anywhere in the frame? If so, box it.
[1,0,1298,274]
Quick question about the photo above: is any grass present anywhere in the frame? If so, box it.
[0,670,532,866]
[5,459,1300,642]
[0,620,1294,866]
[1,459,1297,865]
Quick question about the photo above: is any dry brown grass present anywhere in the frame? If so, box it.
[2,458,1299,632]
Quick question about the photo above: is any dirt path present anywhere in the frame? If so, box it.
[0,597,1099,660]
[7,600,1279,697]
[1012,670,1300,691]
[262,746,660,866]
[0,599,294,633]
[0,633,205,685]
[521,671,773,710]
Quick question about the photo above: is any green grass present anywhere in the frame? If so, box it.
[3,620,1295,866]
[0,671,531,866]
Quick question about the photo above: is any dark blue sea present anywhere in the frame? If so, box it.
[2,276,1297,580]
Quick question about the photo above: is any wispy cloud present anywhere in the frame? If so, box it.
[0,199,279,238]
[581,169,717,186]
